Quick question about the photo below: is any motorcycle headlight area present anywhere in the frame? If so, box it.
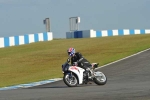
[62,64,69,72]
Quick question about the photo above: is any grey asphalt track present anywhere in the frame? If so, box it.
[0,49,150,100]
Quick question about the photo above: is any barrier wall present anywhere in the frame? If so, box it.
[66,29,150,38]
[0,32,53,48]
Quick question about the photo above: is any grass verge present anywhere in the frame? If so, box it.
[0,34,150,87]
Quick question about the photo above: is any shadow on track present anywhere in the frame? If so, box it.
[27,82,98,89]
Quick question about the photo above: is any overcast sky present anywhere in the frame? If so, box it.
[0,0,150,38]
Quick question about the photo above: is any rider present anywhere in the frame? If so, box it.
[67,47,93,79]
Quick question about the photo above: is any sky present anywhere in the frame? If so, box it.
[0,0,150,38]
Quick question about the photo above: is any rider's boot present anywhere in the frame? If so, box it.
[85,68,93,84]
[86,67,94,80]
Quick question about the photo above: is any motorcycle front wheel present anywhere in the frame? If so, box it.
[63,73,78,87]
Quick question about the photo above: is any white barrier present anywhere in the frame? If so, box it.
[66,29,150,38]
[0,32,53,48]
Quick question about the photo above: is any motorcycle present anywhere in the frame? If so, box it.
[62,61,107,87]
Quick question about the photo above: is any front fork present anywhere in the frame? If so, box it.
[67,72,73,79]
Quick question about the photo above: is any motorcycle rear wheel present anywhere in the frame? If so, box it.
[93,71,107,85]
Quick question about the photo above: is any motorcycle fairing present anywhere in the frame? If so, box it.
[68,66,85,84]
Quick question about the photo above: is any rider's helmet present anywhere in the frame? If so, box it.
[67,47,75,57]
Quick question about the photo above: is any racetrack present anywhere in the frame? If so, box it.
[0,49,150,100]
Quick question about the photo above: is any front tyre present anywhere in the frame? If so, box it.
[93,72,107,85]
[63,73,78,87]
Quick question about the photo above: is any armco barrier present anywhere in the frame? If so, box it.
[0,32,53,48]
[66,29,150,38]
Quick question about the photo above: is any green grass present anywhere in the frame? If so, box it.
[0,34,150,87]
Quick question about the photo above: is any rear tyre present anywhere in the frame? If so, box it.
[93,72,107,85]
[63,73,78,87]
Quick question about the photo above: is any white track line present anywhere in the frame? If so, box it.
[96,48,150,69]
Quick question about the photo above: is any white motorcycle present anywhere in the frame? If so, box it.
[62,62,107,87]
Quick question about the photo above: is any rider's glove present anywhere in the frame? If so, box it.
[67,58,70,63]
